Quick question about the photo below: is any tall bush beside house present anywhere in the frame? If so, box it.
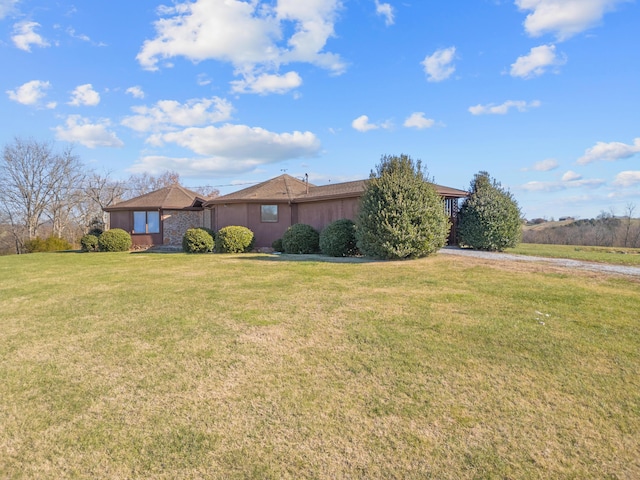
[98,228,132,252]
[457,171,522,251]
[320,219,359,257]
[215,226,254,253]
[282,223,320,254]
[355,154,450,260]
[182,228,214,253]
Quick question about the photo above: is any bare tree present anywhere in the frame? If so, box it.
[79,171,126,231]
[0,138,84,252]
[126,170,181,198]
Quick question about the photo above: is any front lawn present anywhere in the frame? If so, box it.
[1,252,638,479]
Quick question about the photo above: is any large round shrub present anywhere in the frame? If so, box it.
[282,223,320,254]
[457,171,522,251]
[182,228,214,253]
[215,226,254,253]
[98,228,132,252]
[80,234,99,252]
[356,154,450,260]
[320,219,358,257]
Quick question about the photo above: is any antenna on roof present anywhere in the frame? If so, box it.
[281,169,287,173]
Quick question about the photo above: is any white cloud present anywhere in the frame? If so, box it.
[12,21,49,51]
[577,137,640,165]
[403,112,435,130]
[122,97,233,133]
[6,79,54,107]
[561,170,582,181]
[0,0,19,19]
[510,44,565,78]
[230,71,302,95]
[137,0,344,91]
[421,46,456,82]
[375,0,394,26]
[530,158,558,171]
[68,84,100,106]
[132,124,321,175]
[352,115,380,132]
[54,115,124,148]
[515,0,629,41]
[613,171,640,187]
[469,100,541,115]
[126,86,145,99]
[521,175,605,192]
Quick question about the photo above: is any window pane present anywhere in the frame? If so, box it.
[133,211,146,233]
[147,211,160,233]
[261,205,278,222]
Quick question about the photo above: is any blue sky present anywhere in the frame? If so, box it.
[1,0,639,219]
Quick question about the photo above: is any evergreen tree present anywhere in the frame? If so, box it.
[457,171,522,251]
[355,154,450,259]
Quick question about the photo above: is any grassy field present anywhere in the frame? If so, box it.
[509,242,640,266]
[1,251,639,479]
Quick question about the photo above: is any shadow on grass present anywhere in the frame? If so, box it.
[238,253,381,264]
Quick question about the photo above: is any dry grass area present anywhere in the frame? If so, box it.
[1,251,639,479]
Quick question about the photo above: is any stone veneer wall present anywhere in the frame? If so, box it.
[162,210,204,246]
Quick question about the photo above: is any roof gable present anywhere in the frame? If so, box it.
[104,184,205,211]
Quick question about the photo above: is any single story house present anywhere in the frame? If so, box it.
[104,174,468,248]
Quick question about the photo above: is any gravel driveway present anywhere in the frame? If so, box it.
[439,246,640,278]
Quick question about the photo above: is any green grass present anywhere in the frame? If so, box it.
[509,242,640,266]
[1,251,639,479]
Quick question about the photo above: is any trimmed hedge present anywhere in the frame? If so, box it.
[215,226,254,253]
[320,219,358,257]
[182,228,214,253]
[98,228,132,252]
[282,223,320,254]
[80,234,99,252]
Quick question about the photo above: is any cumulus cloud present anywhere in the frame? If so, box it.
[510,44,566,78]
[122,97,233,133]
[351,115,390,132]
[403,112,435,130]
[6,79,55,107]
[68,84,100,106]
[577,137,640,165]
[12,21,49,51]
[421,46,456,82]
[136,0,344,93]
[54,115,124,148]
[469,100,541,115]
[126,86,145,99]
[529,158,559,171]
[230,71,302,95]
[613,171,640,187]
[375,0,394,26]
[131,124,321,175]
[515,0,628,41]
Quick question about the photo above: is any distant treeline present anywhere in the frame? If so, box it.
[523,213,640,248]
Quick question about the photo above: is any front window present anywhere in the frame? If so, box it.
[133,211,160,233]
[261,205,278,222]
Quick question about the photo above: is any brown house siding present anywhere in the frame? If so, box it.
[214,203,293,248]
[297,198,360,233]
